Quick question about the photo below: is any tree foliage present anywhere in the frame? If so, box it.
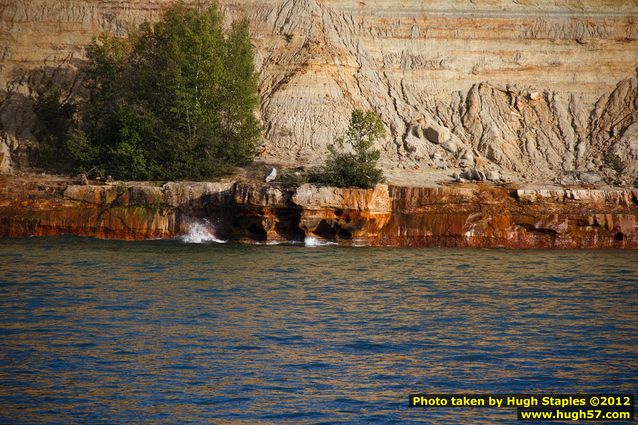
[321,109,385,188]
[38,3,260,180]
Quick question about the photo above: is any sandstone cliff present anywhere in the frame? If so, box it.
[1,176,636,248]
[1,0,638,184]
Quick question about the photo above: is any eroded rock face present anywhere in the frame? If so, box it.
[292,184,392,244]
[383,185,638,248]
[1,0,638,183]
[231,182,303,242]
[1,178,636,248]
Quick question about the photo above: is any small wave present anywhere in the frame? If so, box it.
[304,236,336,247]
[180,219,226,244]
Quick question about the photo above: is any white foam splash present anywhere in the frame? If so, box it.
[304,236,336,247]
[180,219,226,244]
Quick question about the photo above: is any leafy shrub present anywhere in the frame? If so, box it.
[320,109,385,188]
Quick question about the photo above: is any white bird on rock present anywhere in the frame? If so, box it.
[265,167,277,183]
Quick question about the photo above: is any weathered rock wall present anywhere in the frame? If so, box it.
[1,178,636,248]
[383,185,638,248]
[1,0,638,182]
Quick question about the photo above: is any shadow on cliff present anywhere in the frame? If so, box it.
[0,59,82,171]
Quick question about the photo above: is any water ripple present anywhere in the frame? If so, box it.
[0,238,636,424]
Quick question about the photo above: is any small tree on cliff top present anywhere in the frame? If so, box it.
[56,3,260,180]
[321,109,385,188]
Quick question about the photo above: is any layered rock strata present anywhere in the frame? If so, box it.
[1,0,638,183]
[1,178,636,248]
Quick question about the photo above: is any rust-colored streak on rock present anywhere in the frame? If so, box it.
[292,184,392,245]
[0,178,636,248]
[1,203,175,240]
[376,185,637,248]
[231,182,304,243]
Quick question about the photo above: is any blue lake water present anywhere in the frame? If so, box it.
[0,237,637,424]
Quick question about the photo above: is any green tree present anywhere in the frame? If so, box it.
[59,2,260,180]
[80,34,133,173]
[321,109,385,188]
[217,19,261,165]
